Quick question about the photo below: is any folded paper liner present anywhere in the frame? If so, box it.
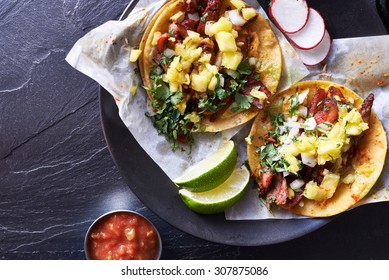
[66,0,389,220]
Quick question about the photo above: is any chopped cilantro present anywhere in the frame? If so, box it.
[237,60,253,75]
[231,93,253,112]
[200,13,208,22]
[289,92,300,116]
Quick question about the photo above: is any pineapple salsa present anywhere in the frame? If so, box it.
[253,85,374,208]
[143,0,273,149]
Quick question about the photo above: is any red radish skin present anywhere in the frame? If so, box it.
[294,30,332,66]
[269,0,309,34]
[287,8,326,50]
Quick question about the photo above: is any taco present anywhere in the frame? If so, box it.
[247,80,387,217]
[139,0,282,149]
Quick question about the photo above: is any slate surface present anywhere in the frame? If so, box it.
[0,0,388,259]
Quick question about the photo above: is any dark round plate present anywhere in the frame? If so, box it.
[98,0,388,246]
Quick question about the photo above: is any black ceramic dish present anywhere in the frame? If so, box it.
[99,0,387,246]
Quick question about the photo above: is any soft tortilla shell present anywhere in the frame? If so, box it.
[139,0,282,132]
[247,80,387,217]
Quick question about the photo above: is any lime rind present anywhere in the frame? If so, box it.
[173,140,237,192]
[178,166,250,214]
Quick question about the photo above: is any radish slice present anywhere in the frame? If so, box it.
[269,0,309,34]
[287,8,326,50]
[294,30,332,66]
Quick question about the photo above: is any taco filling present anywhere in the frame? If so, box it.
[139,0,282,149]
[247,81,387,217]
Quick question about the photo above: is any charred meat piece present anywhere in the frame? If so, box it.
[156,33,170,53]
[257,168,273,196]
[266,173,288,206]
[309,87,327,114]
[283,191,305,209]
[314,97,339,124]
[184,0,198,14]
[168,23,188,40]
[197,0,221,35]
[181,18,199,31]
[360,93,374,124]
[328,86,347,103]
[242,73,272,110]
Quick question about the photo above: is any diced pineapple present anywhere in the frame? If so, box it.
[165,56,188,92]
[287,188,295,200]
[231,29,239,38]
[187,112,201,123]
[169,81,180,93]
[294,135,316,155]
[215,32,237,52]
[283,144,300,157]
[283,145,301,174]
[230,0,246,10]
[209,17,233,36]
[316,138,343,165]
[221,51,242,70]
[249,88,267,101]
[175,93,189,115]
[170,11,184,22]
[242,8,258,21]
[304,173,339,201]
[285,155,301,174]
[198,53,212,64]
[205,63,218,75]
[152,32,162,46]
[129,49,142,62]
[342,108,369,136]
[191,73,210,92]
[208,75,218,91]
[342,173,356,184]
[130,80,137,96]
[186,30,202,44]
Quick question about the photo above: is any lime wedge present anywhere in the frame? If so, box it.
[178,166,250,214]
[173,140,237,192]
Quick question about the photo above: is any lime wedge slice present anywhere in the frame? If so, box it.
[178,165,250,214]
[173,140,237,192]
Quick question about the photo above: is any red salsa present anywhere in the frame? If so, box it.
[87,212,161,260]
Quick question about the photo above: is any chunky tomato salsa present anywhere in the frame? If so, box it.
[87,212,161,260]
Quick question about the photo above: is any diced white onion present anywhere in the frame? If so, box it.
[219,75,225,87]
[163,48,176,57]
[301,153,317,168]
[248,57,257,66]
[323,169,330,175]
[225,9,247,26]
[298,89,310,104]
[298,106,308,118]
[290,179,305,190]
[188,12,200,21]
[287,116,298,122]
[317,122,333,131]
[284,121,301,129]
[283,171,290,177]
[289,127,300,138]
[303,117,317,131]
